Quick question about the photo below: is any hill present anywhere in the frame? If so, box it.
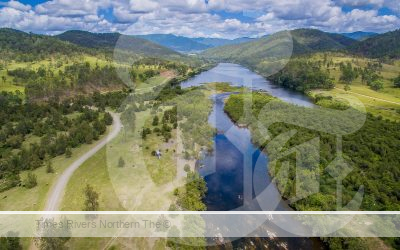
[341,31,378,41]
[56,30,181,57]
[290,29,356,54]
[202,29,357,63]
[348,29,400,59]
[0,28,91,61]
[135,34,211,53]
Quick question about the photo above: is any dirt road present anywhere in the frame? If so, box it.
[44,112,122,211]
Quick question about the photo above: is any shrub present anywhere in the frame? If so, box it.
[24,172,37,189]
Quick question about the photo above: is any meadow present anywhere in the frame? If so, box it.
[308,53,400,120]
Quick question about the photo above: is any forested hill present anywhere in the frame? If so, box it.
[56,30,181,57]
[0,28,92,61]
[202,28,357,61]
[290,29,356,54]
[348,29,400,59]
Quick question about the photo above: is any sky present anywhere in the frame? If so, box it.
[0,0,399,39]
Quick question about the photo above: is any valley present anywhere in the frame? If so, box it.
[0,25,399,250]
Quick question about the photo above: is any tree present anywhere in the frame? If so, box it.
[103,112,113,125]
[83,184,99,211]
[46,160,54,173]
[0,231,22,250]
[65,147,72,158]
[24,172,37,189]
[152,116,159,126]
[34,217,71,250]
[118,157,125,168]
[394,74,400,88]
[339,62,358,84]
[184,164,191,173]
[369,79,384,91]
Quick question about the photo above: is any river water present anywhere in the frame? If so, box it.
[181,63,322,248]
[182,63,314,211]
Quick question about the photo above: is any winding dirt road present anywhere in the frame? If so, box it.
[44,112,122,211]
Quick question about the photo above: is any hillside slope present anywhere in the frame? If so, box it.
[202,29,357,61]
[56,30,181,57]
[348,29,400,58]
[290,29,356,54]
[0,28,91,61]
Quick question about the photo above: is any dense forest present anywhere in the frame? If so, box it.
[267,59,334,92]
[225,92,400,211]
[225,92,400,248]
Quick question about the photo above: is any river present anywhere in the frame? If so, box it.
[181,63,323,249]
[182,63,315,211]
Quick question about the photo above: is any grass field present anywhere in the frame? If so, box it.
[59,86,217,212]
[135,75,169,94]
[60,147,124,211]
[0,127,112,211]
[309,53,400,120]
[60,107,181,211]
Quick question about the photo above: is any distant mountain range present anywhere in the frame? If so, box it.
[340,31,378,41]
[135,34,211,53]
[135,34,254,53]
[192,37,254,48]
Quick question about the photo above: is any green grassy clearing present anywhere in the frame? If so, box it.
[60,107,179,211]
[60,86,217,212]
[135,75,169,94]
[60,147,124,211]
[309,53,400,120]
[0,127,112,211]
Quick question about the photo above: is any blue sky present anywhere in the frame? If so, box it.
[0,0,399,38]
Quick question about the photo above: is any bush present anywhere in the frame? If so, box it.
[24,172,37,189]
[46,161,54,173]
[369,79,384,91]
[152,116,159,126]
[65,147,72,158]
[118,157,125,168]
[184,164,191,173]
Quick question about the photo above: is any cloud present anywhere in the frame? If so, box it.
[0,0,399,37]
[6,0,30,11]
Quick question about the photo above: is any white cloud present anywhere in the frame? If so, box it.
[7,0,30,11]
[0,0,399,37]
